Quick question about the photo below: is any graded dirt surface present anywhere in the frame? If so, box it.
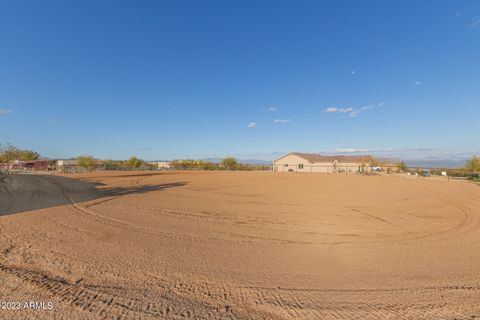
[1,171,480,319]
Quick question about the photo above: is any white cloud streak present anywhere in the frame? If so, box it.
[324,107,338,113]
[273,119,290,124]
[323,102,383,118]
[0,109,12,117]
[338,107,354,113]
[415,81,422,86]
[247,122,257,128]
[335,148,395,153]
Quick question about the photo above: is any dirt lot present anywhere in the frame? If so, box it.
[1,171,480,319]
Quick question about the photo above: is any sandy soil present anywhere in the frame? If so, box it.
[1,171,480,319]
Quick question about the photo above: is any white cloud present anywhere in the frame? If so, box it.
[273,119,290,124]
[247,122,257,128]
[351,70,356,75]
[338,107,354,113]
[335,148,395,153]
[48,119,63,125]
[335,148,368,153]
[324,102,382,118]
[324,107,338,113]
[415,81,422,86]
[262,106,277,112]
[359,105,375,111]
[0,109,12,117]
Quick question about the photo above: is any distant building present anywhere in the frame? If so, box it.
[56,159,78,167]
[147,161,171,169]
[273,152,374,173]
[0,160,48,171]
[24,160,48,171]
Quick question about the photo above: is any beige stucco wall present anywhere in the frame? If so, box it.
[273,154,372,173]
[273,154,332,173]
[335,162,372,173]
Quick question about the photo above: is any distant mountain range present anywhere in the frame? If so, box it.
[403,159,467,169]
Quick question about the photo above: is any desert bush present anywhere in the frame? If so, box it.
[464,155,480,173]
[395,161,407,172]
[127,156,144,168]
[221,157,239,170]
[77,156,96,170]
[0,143,40,162]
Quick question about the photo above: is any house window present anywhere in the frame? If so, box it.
[299,164,304,169]
[285,164,288,167]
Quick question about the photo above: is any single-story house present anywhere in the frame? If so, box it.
[273,152,374,173]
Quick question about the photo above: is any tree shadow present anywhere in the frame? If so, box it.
[0,174,187,217]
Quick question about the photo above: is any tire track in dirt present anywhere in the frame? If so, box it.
[168,278,480,320]
[47,176,218,243]
[4,173,480,319]
[405,191,480,242]
[130,175,480,246]
[77,173,480,247]
[66,196,250,243]
[0,263,244,319]
[0,175,239,319]
[346,188,480,244]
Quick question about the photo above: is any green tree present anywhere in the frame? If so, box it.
[77,156,96,171]
[396,160,407,172]
[221,157,239,170]
[102,159,115,170]
[103,159,114,166]
[20,150,40,161]
[0,143,40,162]
[127,156,144,168]
[464,155,480,172]
[0,143,18,162]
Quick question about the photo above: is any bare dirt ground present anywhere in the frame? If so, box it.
[1,171,480,319]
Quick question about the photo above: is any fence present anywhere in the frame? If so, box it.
[273,163,395,174]
[54,164,172,173]
[272,163,480,182]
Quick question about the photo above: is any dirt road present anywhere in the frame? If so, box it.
[1,171,480,319]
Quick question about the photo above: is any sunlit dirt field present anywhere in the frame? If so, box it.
[1,171,480,319]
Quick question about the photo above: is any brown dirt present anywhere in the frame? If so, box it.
[1,171,480,319]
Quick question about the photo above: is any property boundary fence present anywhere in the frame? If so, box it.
[54,165,172,173]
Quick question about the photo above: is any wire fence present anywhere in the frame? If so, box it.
[54,165,171,173]
[1,162,478,184]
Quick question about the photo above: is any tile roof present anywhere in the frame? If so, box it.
[290,153,373,164]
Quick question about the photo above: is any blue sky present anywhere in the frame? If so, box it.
[1,0,479,161]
